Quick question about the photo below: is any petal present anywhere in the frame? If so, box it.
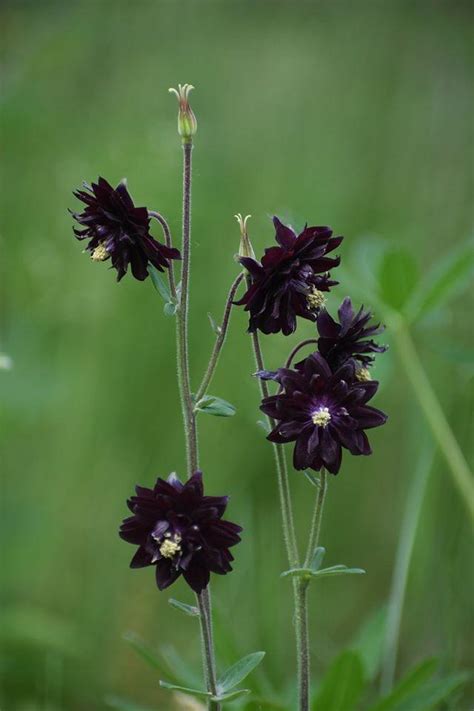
[130,546,152,568]
[183,559,210,593]
[155,559,181,590]
[273,216,297,249]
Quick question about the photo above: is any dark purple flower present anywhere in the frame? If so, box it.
[260,353,387,474]
[71,177,180,281]
[317,298,387,372]
[119,471,242,593]
[235,216,343,336]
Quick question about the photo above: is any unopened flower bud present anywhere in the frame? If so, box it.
[234,213,255,260]
[169,84,197,142]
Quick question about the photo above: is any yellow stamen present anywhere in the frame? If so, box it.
[159,535,182,559]
[307,287,326,311]
[356,367,371,382]
[91,242,109,262]
[312,407,331,427]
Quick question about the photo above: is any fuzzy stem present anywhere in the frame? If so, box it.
[176,142,198,473]
[197,590,221,711]
[195,272,245,402]
[390,312,474,521]
[148,210,177,299]
[380,445,433,694]
[175,139,219,708]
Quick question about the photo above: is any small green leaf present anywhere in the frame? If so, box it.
[405,242,474,322]
[159,680,211,698]
[212,689,251,701]
[367,658,438,711]
[312,651,365,711]
[163,301,178,317]
[168,598,200,617]
[195,395,236,417]
[303,470,321,488]
[217,651,265,693]
[313,565,365,579]
[309,547,326,572]
[257,419,271,433]
[208,312,222,334]
[148,265,171,302]
[378,248,419,311]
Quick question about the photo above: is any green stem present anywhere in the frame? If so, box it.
[176,141,198,473]
[304,469,327,568]
[175,139,218,709]
[380,445,433,694]
[195,272,245,402]
[148,210,177,299]
[390,313,474,521]
[197,590,221,711]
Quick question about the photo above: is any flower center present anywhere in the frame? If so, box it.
[312,406,331,427]
[306,287,326,311]
[356,367,371,382]
[91,242,109,262]
[159,534,182,559]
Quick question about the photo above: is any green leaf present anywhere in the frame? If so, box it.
[217,651,265,693]
[257,419,271,434]
[405,242,474,322]
[168,598,200,617]
[159,680,211,698]
[309,547,326,572]
[392,672,470,711]
[208,312,222,334]
[195,395,236,417]
[350,606,387,681]
[303,470,321,488]
[377,248,419,311]
[213,689,251,701]
[313,565,365,579]
[123,633,183,686]
[312,650,365,711]
[163,301,178,317]
[148,265,171,302]
[367,658,438,711]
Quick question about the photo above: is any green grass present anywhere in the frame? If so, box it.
[1,1,473,708]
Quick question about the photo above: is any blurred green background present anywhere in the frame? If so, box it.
[1,1,473,709]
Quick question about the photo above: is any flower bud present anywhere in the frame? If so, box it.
[234,213,255,260]
[169,84,197,142]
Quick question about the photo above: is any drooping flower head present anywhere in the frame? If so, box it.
[236,216,343,336]
[119,471,242,593]
[71,177,180,281]
[317,297,387,375]
[259,354,387,474]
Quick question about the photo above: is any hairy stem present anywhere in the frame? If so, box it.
[174,139,218,709]
[176,142,198,473]
[390,313,474,521]
[197,591,221,711]
[195,272,245,402]
[380,445,433,694]
[148,210,177,299]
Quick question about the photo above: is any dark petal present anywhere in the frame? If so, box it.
[166,472,184,490]
[155,559,181,590]
[205,519,242,547]
[338,297,354,334]
[277,420,306,440]
[317,309,339,338]
[130,248,149,281]
[273,216,297,249]
[130,546,153,568]
[119,517,148,545]
[183,559,210,594]
[154,477,181,497]
[238,257,264,278]
[184,470,204,496]
[115,180,135,209]
[293,429,313,470]
[151,519,170,540]
[351,405,388,429]
[267,428,291,444]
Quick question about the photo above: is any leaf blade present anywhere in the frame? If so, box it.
[217,651,266,693]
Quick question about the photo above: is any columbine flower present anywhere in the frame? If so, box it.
[259,353,387,474]
[236,216,343,335]
[119,471,242,593]
[317,297,387,372]
[71,177,180,281]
